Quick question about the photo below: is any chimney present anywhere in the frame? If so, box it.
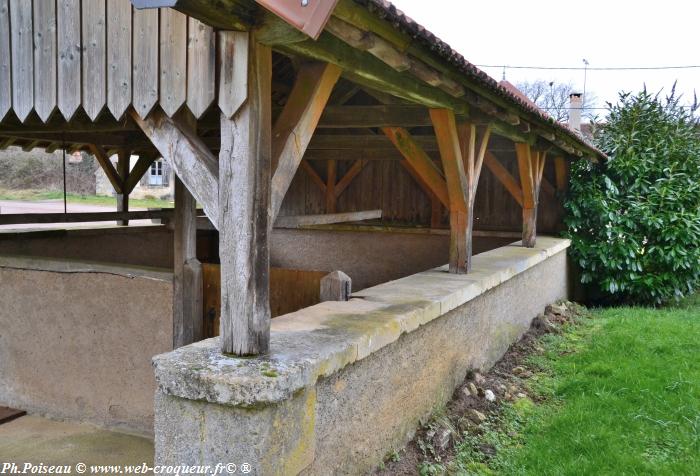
[569,93,582,132]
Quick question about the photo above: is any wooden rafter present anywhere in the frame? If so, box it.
[270,61,342,219]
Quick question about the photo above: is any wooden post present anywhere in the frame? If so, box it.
[116,150,130,226]
[515,143,546,248]
[173,176,203,348]
[218,32,272,356]
[320,271,351,302]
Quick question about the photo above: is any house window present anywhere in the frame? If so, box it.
[149,160,164,186]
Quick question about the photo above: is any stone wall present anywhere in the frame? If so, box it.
[0,257,173,435]
[151,238,570,474]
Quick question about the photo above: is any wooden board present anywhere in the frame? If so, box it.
[81,0,106,120]
[132,8,159,118]
[159,9,188,117]
[9,0,33,121]
[57,0,81,120]
[0,0,10,119]
[186,18,215,117]
[270,268,327,317]
[202,264,328,339]
[107,0,132,120]
[33,0,57,122]
[0,406,26,425]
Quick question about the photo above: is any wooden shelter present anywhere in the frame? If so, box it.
[0,0,605,356]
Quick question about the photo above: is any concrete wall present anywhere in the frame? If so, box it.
[0,226,175,269]
[0,257,173,435]
[271,229,513,291]
[151,238,570,474]
[310,250,567,473]
[0,227,511,292]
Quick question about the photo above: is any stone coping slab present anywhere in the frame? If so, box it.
[153,237,570,407]
[0,254,173,282]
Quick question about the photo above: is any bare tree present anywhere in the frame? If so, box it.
[516,80,597,123]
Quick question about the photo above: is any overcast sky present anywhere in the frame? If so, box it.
[389,0,700,119]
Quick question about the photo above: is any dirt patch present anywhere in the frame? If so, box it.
[372,301,587,475]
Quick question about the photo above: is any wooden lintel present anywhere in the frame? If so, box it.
[275,209,382,228]
[270,61,342,219]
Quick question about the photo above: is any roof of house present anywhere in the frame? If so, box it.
[352,0,606,159]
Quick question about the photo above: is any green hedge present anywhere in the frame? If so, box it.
[565,89,700,305]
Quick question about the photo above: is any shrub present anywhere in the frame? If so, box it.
[565,88,700,305]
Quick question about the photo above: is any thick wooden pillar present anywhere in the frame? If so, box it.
[218,32,272,356]
[116,150,130,225]
[430,109,469,273]
[515,143,546,248]
[173,176,203,348]
[430,110,491,273]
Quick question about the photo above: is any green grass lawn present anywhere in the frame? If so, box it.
[483,298,700,475]
[0,188,173,209]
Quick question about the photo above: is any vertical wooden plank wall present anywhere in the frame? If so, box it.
[33,0,57,122]
[82,0,106,121]
[160,9,187,117]
[133,8,159,118]
[57,0,81,120]
[186,18,216,117]
[0,0,11,119]
[9,0,33,122]
[107,0,132,120]
[2,0,220,123]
